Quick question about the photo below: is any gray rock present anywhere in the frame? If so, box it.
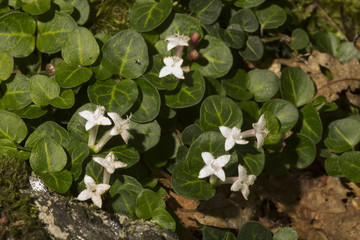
[27,176,178,240]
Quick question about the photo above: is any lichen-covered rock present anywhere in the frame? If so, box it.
[27,176,178,240]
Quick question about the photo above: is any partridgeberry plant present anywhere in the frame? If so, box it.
[0,0,359,238]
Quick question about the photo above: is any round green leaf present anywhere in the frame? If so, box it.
[286,133,316,169]
[62,27,100,66]
[0,50,13,81]
[338,151,360,183]
[239,36,264,61]
[135,189,166,219]
[30,74,60,106]
[324,118,360,153]
[53,0,74,14]
[129,0,172,32]
[311,32,340,56]
[200,95,243,132]
[2,73,31,110]
[219,24,246,49]
[234,0,265,8]
[237,100,260,128]
[102,29,149,79]
[12,104,47,119]
[69,0,90,25]
[0,138,18,157]
[29,137,67,173]
[38,170,72,194]
[49,89,75,109]
[0,12,36,57]
[236,143,265,176]
[128,120,161,153]
[164,70,205,109]
[182,124,203,146]
[109,175,144,218]
[0,109,27,143]
[299,103,323,144]
[198,35,233,78]
[152,209,176,231]
[22,0,51,15]
[189,0,222,25]
[260,99,298,134]
[291,28,309,50]
[281,67,315,107]
[248,69,280,102]
[238,221,272,240]
[324,154,343,177]
[221,69,252,101]
[55,61,92,88]
[230,9,259,33]
[336,42,359,63]
[88,79,138,116]
[66,141,89,180]
[256,4,287,30]
[37,12,77,54]
[274,227,298,240]
[159,13,203,40]
[131,78,160,123]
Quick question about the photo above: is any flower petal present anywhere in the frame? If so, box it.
[172,66,184,79]
[224,138,236,151]
[198,165,214,179]
[77,189,92,201]
[91,195,103,208]
[214,168,226,182]
[159,66,172,78]
[219,126,232,138]
[215,155,231,167]
[201,152,214,165]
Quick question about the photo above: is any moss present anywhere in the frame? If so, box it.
[0,156,48,239]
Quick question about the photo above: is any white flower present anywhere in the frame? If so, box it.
[79,105,112,131]
[93,151,127,174]
[230,164,256,200]
[77,175,110,208]
[198,152,231,182]
[159,56,184,79]
[219,126,249,151]
[107,112,132,144]
[165,33,190,51]
[252,114,269,148]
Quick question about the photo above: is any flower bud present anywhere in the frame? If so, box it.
[189,49,200,60]
[190,32,201,44]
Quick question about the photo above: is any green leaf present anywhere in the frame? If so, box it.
[219,24,246,49]
[236,143,265,176]
[239,36,264,61]
[38,170,72,194]
[336,42,359,63]
[299,103,323,144]
[338,151,360,183]
[22,0,51,15]
[11,104,47,119]
[189,0,222,25]
[84,158,103,183]
[88,79,138,116]
[55,61,92,88]
[248,69,280,102]
[234,0,265,8]
[0,109,27,143]
[128,120,161,153]
[49,89,75,109]
[29,137,67,173]
[102,29,149,79]
[152,208,176,231]
[0,50,13,81]
[324,154,343,177]
[2,74,31,110]
[311,32,340,56]
[200,95,243,132]
[66,141,89,180]
[30,74,60,106]
[53,0,74,14]
[37,12,77,54]
[62,27,100,66]
[129,0,172,32]
[107,145,140,168]
[202,225,231,240]
[230,9,259,33]
[198,35,233,78]
[324,118,360,153]
[135,189,166,219]
[143,54,179,91]
[69,0,90,25]
[237,100,260,128]
[25,121,71,148]
[164,70,205,109]
[109,175,143,218]
[221,69,252,101]
[281,67,315,107]
[131,78,160,123]
[273,227,298,240]
[0,138,18,157]
[256,4,287,30]
[286,133,316,169]
[182,124,203,146]
[291,28,309,50]
[0,12,36,57]
[260,99,298,134]
[237,221,272,240]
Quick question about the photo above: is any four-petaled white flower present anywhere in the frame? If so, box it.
[219,126,249,151]
[93,151,127,174]
[165,33,190,51]
[107,112,132,144]
[230,164,256,200]
[252,114,269,148]
[79,105,112,131]
[77,175,110,208]
[159,56,185,79]
[198,152,231,182]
